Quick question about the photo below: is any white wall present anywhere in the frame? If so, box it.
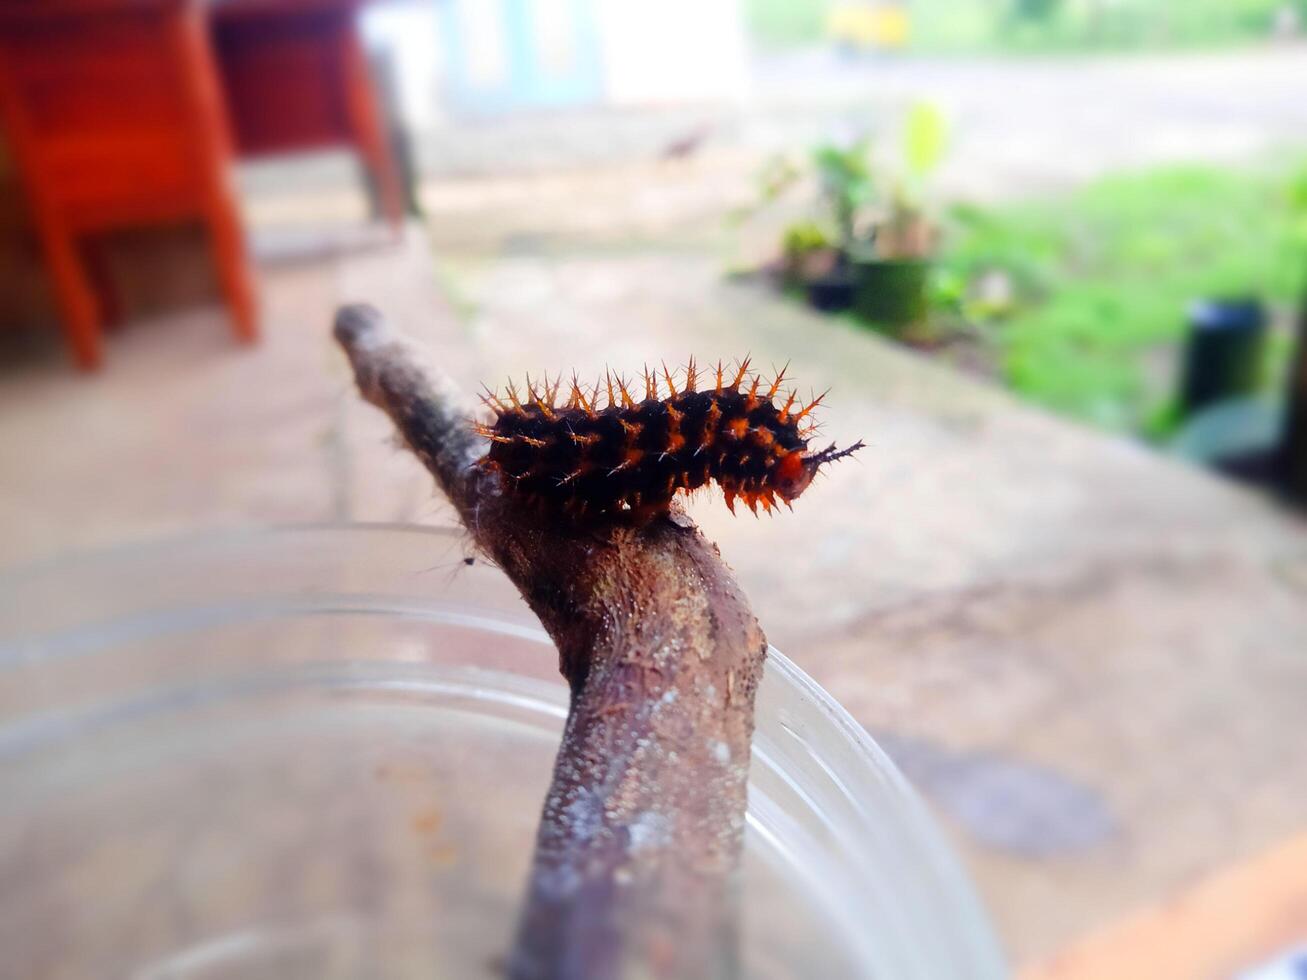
[595,0,749,106]
[364,0,751,131]
[361,0,447,128]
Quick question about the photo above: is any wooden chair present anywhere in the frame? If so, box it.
[0,0,258,370]
[210,0,405,230]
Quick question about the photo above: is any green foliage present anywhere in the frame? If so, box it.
[743,0,1304,53]
[758,154,803,204]
[811,140,876,246]
[782,220,832,258]
[1011,0,1064,24]
[903,102,948,183]
[726,153,802,228]
[741,111,949,262]
[1288,165,1307,257]
[742,0,830,47]
[935,164,1307,434]
[909,0,1305,52]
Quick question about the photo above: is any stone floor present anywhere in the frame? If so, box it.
[3,214,1305,971]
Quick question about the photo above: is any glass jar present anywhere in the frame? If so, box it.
[0,524,1004,978]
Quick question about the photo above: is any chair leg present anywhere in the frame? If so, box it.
[206,192,258,344]
[83,236,123,330]
[171,4,257,344]
[172,2,258,344]
[339,25,406,232]
[39,224,103,370]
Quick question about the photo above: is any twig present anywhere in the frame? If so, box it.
[334,305,768,980]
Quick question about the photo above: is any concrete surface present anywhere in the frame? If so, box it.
[2,221,1304,968]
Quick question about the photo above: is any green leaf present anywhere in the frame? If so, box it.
[904,102,948,180]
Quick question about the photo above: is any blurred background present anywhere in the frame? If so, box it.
[1,0,1306,977]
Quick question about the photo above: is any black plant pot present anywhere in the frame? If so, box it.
[806,271,857,313]
[1180,298,1267,416]
[851,258,930,330]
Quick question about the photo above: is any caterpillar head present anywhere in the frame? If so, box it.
[773,441,866,502]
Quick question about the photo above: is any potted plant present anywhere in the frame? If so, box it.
[740,111,946,324]
[849,102,948,333]
[780,219,839,288]
[801,138,878,311]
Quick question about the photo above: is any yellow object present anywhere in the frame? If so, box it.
[827,3,910,50]
[872,5,910,48]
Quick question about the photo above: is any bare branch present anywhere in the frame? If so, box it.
[334,305,768,980]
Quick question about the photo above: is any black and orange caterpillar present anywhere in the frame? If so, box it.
[474,358,863,521]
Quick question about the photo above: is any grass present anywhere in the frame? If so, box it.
[743,0,829,48]
[914,0,1307,53]
[744,0,1307,53]
[931,164,1307,435]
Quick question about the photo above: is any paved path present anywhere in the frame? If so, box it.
[420,45,1307,201]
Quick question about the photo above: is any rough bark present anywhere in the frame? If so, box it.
[334,304,768,980]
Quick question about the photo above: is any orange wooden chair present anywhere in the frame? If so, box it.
[0,0,258,370]
[210,0,405,230]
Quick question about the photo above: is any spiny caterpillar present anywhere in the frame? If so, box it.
[474,358,864,521]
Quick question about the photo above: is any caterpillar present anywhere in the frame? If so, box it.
[474,358,864,522]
